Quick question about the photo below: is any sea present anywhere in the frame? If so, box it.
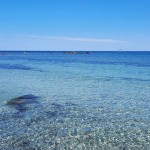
[0,51,150,150]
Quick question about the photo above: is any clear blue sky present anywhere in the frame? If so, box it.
[0,0,150,51]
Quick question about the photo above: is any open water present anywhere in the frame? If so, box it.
[0,51,150,149]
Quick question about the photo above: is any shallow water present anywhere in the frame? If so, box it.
[0,51,150,149]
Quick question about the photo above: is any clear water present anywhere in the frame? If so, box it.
[0,51,150,150]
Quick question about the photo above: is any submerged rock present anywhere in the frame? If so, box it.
[51,103,63,108]
[6,94,40,112]
[7,94,39,105]
[46,110,58,117]
[65,102,78,106]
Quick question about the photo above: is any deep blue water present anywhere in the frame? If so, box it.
[0,51,150,149]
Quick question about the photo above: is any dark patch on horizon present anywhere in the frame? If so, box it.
[65,51,90,54]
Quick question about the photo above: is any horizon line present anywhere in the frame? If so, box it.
[0,50,150,52]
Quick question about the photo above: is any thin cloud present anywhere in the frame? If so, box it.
[26,35,126,43]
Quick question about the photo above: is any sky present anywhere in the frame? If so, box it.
[0,0,150,51]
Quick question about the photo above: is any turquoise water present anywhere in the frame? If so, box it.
[0,51,150,149]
